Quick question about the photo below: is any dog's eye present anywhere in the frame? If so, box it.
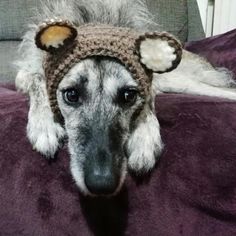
[118,87,138,105]
[63,88,80,105]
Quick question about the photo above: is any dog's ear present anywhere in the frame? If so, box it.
[136,32,182,73]
[35,19,78,52]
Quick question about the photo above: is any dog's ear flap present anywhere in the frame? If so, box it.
[136,32,182,73]
[35,19,78,53]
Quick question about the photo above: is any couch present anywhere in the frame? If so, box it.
[2,1,236,236]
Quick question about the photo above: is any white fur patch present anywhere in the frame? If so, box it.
[27,108,65,157]
[127,111,163,173]
[140,38,176,72]
[15,70,32,94]
[26,74,65,157]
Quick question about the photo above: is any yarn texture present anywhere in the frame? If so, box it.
[35,21,182,121]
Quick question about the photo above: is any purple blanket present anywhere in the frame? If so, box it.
[1,29,236,236]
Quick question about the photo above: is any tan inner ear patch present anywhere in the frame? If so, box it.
[40,26,73,48]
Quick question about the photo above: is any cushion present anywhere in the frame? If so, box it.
[0,0,41,40]
[147,0,205,42]
[1,29,236,235]
[0,41,19,83]
[186,0,205,41]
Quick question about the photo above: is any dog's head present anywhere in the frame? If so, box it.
[35,19,182,196]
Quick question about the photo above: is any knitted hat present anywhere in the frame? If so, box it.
[35,19,182,122]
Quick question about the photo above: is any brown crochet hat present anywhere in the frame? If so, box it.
[35,19,182,121]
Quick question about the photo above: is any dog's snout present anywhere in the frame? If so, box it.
[84,149,120,195]
[85,168,118,195]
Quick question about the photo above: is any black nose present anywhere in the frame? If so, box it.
[85,169,119,195]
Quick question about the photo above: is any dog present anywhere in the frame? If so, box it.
[15,0,236,196]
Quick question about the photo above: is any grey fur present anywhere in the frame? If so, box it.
[15,0,236,196]
[57,58,144,195]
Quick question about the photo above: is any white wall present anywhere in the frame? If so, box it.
[213,0,236,35]
[197,0,236,36]
[197,0,214,36]
[196,0,208,32]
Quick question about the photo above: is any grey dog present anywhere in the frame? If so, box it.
[15,0,236,196]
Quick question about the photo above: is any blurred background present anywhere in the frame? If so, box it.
[197,0,236,36]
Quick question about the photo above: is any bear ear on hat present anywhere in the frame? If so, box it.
[136,32,182,73]
[35,18,78,52]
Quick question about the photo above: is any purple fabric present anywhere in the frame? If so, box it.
[185,28,236,78]
[1,29,236,235]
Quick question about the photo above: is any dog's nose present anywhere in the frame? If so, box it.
[85,168,119,195]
